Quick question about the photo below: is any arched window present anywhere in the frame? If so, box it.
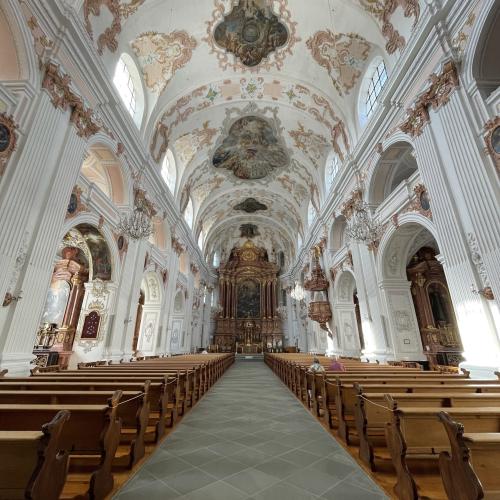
[198,231,203,249]
[359,58,388,126]
[161,149,177,194]
[325,153,340,193]
[113,54,144,128]
[184,198,193,228]
[365,60,387,119]
[213,251,220,268]
[307,200,316,227]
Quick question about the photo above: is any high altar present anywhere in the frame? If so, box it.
[214,241,283,352]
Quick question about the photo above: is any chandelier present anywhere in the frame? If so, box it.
[342,190,383,248]
[118,188,156,240]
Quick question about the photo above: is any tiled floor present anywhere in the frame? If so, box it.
[114,358,388,499]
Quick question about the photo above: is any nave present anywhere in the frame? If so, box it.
[115,358,386,500]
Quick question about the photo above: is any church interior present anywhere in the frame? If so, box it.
[0,0,499,498]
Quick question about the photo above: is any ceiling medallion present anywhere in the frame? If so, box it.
[212,115,289,180]
[234,197,268,213]
[214,0,288,67]
[240,223,259,238]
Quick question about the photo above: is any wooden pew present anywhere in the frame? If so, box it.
[0,379,170,446]
[29,371,192,415]
[0,410,70,500]
[387,406,500,500]
[0,394,122,499]
[330,379,500,444]
[355,390,500,471]
[439,412,500,500]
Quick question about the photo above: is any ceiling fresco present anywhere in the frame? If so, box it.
[213,0,288,67]
[234,197,268,213]
[212,115,289,179]
[80,0,419,268]
[240,223,260,238]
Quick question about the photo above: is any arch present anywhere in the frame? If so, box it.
[174,289,185,313]
[113,53,145,128]
[0,2,38,86]
[329,215,347,252]
[59,213,121,283]
[358,55,388,127]
[81,143,128,205]
[135,272,163,355]
[332,269,363,355]
[464,0,500,98]
[377,213,440,281]
[149,217,170,251]
[367,141,418,205]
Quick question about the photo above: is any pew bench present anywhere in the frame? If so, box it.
[330,380,500,444]
[0,397,122,499]
[0,410,69,500]
[439,412,500,500]
[387,406,500,500]
[355,391,500,471]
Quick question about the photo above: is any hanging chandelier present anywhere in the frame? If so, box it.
[118,188,156,240]
[342,190,383,248]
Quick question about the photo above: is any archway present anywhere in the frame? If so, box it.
[406,246,461,368]
[330,215,347,253]
[471,3,500,98]
[378,218,461,365]
[368,142,418,206]
[332,270,364,357]
[134,272,162,355]
[81,143,127,205]
[170,289,186,354]
[36,224,113,367]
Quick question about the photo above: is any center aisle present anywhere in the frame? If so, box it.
[115,358,388,499]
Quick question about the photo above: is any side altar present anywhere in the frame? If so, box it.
[214,241,283,352]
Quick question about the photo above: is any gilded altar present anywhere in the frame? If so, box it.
[214,241,283,352]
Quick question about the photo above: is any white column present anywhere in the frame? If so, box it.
[413,101,500,375]
[0,91,87,375]
[105,239,147,361]
[351,244,392,361]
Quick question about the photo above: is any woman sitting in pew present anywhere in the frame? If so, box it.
[328,357,346,372]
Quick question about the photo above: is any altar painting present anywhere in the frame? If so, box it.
[237,279,260,318]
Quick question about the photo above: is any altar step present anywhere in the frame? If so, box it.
[235,353,264,362]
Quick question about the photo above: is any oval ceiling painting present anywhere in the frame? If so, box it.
[212,115,289,180]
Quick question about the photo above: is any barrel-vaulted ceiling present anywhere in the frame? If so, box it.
[82,0,420,266]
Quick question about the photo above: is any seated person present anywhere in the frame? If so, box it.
[308,357,325,372]
[328,357,346,372]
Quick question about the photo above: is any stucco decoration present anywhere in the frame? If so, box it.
[359,0,420,54]
[289,123,328,169]
[234,197,268,213]
[306,31,370,96]
[131,31,197,95]
[84,0,146,55]
[212,115,289,179]
[151,77,349,164]
[174,121,218,167]
[204,0,299,72]
[401,61,459,137]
